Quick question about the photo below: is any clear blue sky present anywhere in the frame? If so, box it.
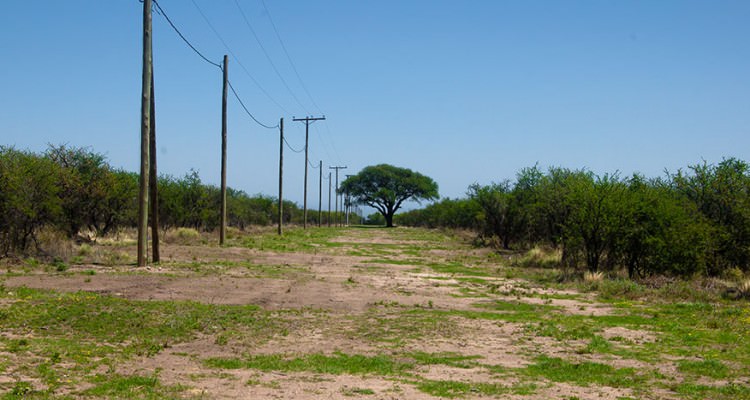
[1,1,749,208]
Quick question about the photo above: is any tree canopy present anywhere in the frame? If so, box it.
[339,164,439,227]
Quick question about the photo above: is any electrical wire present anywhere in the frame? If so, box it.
[227,80,279,129]
[233,0,310,115]
[260,0,324,115]
[311,123,333,162]
[283,137,305,153]
[190,0,290,114]
[151,0,278,131]
[152,0,222,69]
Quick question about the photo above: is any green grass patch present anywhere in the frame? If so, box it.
[1,287,268,344]
[578,335,613,354]
[406,352,482,369]
[238,227,342,253]
[524,356,648,389]
[83,373,188,398]
[677,358,729,379]
[673,382,750,400]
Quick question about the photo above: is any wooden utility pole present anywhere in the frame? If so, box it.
[149,65,160,263]
[137,0,152,267]
[327,172,332,227]
[345,174,353,226]
[318,160,323,227]
[219,55,228,245]
[329,166,347,227]
[293,116,325,229]
[278,118,284,235]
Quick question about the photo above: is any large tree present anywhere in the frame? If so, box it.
[340,164,438,227]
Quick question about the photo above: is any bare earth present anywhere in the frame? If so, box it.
[1,228,680,399]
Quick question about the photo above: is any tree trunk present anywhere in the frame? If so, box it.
[385,211,394,228]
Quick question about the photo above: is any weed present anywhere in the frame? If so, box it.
[52,257,68,272]
[342,387,375,396]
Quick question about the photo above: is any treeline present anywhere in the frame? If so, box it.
[0,145,313,256]
[396,159,750,278]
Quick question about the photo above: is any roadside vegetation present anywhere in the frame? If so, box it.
[0,145,341,258]
[397,159,750,288]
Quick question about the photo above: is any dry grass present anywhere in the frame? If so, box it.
[163,227,201,244]
[738,279,750,299]
[512,246,561,269]
[583,271,604,283]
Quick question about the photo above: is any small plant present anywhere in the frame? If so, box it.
[10,381,34,396]
[24,257,39,267]
[53,257,68,272]
[78,243,92,256]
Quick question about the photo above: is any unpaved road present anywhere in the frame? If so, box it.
[0,227,716,399]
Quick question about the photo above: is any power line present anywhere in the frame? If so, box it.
[260,0,324,115]
[190,0,290,114]
[227,80,278,129]
[152,0,222,69]
[152,0,278,131]
[233,0,310,115]
[311,123,333,162]
[283,137,305,153]
[322,121,343,164]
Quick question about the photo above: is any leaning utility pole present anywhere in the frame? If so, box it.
[148,65,159,263]
[219,55,228,245]
[293,116,325,229]
[277,118,284,235]
[329,166,347,227]
[137,0,152,267]
[318,160,323,227]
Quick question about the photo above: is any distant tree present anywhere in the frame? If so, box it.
[340,164,439,227]
[0,147,62,255]
[45,144,118,238]
[468,181,516,249]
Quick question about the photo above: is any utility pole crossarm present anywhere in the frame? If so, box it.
[292,116,326,123]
